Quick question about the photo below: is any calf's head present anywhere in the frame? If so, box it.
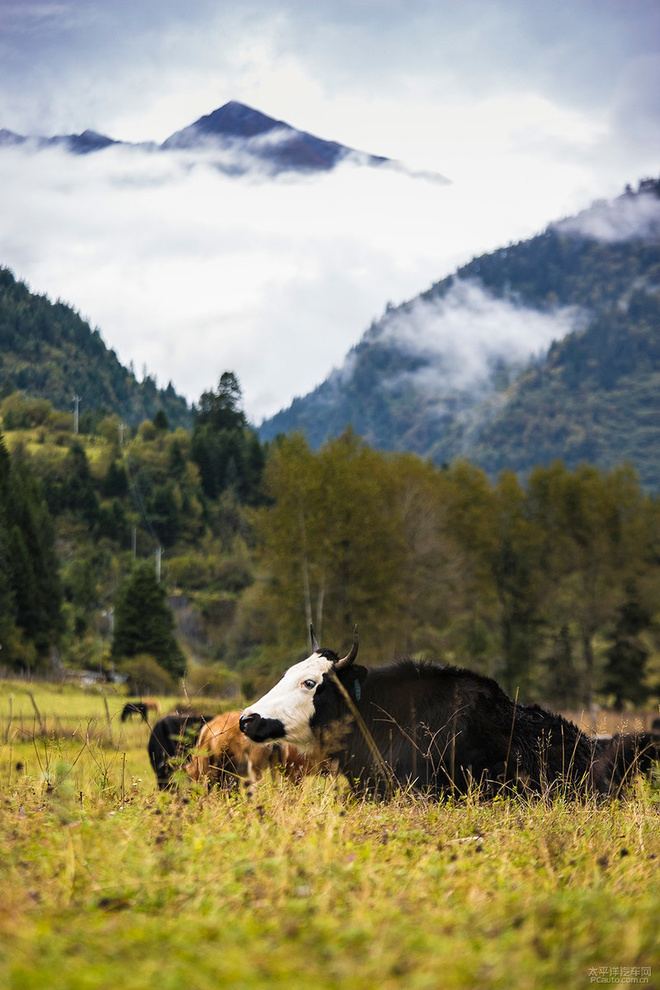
[239,626,365,753]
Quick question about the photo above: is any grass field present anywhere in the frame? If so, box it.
[0,682,659,990]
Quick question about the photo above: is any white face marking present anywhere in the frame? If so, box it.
[243,653,334,751]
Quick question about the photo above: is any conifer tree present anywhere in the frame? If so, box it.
[0,435,63,661]
[111,561,186,678]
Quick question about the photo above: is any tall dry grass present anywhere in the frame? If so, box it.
[0,682,658,989]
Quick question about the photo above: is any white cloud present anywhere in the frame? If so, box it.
[553,187,660,243]
[0,0,657,424]
[0,137,597,422]
[370,279,585,397]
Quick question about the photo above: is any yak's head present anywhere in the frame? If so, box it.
[239,626,366,753]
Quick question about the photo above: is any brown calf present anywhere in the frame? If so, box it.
[186,710,322,791]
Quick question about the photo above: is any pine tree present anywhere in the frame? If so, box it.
[0,435,63,661]
[111,561,186,678]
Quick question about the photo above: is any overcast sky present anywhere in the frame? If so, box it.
[0,0,659,422]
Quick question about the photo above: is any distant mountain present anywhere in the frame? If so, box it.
[260,178,660,490]
[0,101,441,179]
[160,101,389,174]
[0,268,192,428]
[0,127,121,155]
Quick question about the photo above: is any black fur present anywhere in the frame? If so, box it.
[306,659,657,799]
[121,702,148,722]
[147,713,212,789]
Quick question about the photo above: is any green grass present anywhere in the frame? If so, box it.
[0,683,659,989]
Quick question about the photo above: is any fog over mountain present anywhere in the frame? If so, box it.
[260,178,660,487]
[552,180,660,243]
[0,0,658,422]
[0,101,442,181]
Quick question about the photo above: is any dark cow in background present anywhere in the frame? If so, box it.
[148,713,212,789]
[121,702,149,723]
[122,699,162,722]
[240,626,659,800]
[593,731,659,790]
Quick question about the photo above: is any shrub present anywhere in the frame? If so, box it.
[184,661,241,700]
[120,654,175,695]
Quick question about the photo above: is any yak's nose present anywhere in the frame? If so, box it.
[239,712,286,742]
[239,712,258,735]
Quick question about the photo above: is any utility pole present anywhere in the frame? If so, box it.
[72,395,81,435]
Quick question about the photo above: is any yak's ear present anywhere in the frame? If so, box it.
[337,663,368,702]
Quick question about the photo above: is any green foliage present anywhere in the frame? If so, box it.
[0,434,63,665]
[196,371,246,432]
[101,459,129,497]
[602,597,653,709]
[184,659,241,699]
[120,653,176,695]
[258,430,407,654]
[112,562,186,679]
[42,442,100,527]
[191,373,265,503]
[0,392,53,429]
[0,266,191,427]
[260,184,660,492]
[152,409,169,431]
[2,356,660,710]
[254,435,660,706]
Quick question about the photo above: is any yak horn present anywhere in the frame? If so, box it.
[335,625,359,670]
[310,624,320,653]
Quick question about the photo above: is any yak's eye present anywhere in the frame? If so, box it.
[303,678,316,690]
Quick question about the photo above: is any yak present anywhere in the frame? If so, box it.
[122,699,161,722]
[186,710,322,792]
[239,626,658,800]
[121,702,149,723]
[147,713,213,789]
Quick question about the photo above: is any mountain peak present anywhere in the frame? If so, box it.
[0,101,447,180]
[197,101,292,139]
[160,100,380,173]
[162,101,291,148]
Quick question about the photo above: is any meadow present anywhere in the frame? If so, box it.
[0,681,659,990]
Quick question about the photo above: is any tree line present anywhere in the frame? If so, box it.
[1,377,659,711]
[250,430,660,709]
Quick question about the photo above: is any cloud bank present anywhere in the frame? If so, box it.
[0,0,658,422]
[365,279,585,401]
[0,136,591,422]
[553,186,660,243]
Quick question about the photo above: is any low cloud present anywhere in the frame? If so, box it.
[0,136,606,423]
[553,186,660,243]
[369,278,585,400]
[0,141,463,420]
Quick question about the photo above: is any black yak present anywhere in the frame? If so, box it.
[147,713,212,789]
[121,702,149,723]
[240,627,658,799]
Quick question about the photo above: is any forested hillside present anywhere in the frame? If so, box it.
[0,267,191,428]
[2,183,660,714]
[0,374,263,691]
[2,385,660,713]
[261,179,660,490]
